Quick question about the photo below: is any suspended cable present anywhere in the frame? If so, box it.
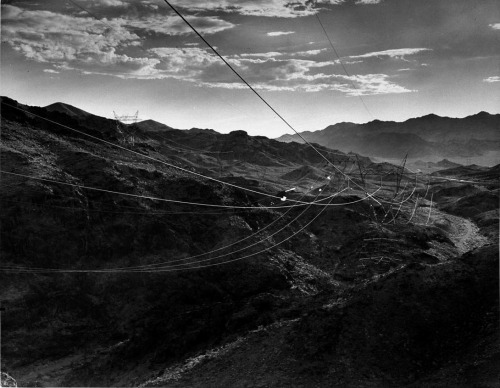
[2,103,315,205]
[67,0,416,209]
[0,170,360,209]
[81,187,345,272]
[21,186,334,274]
[315,14,374,121]
[1,180,332,272]
[2,186,381,273]
[110,190,341,271]
[0,198,257,216]
[120,179,331,267]
[161,0,372,197]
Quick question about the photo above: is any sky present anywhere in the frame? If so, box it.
[1,0,500,137]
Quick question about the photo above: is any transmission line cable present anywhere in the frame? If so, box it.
[81,186,344,271]
[161,0,372,196]
[2,103,317,205]
[315,14,374,121]
[2,186,382,273]
[12,184,334,274]
[0,170,361,209]
[1,178,330,271]
[67,0,385,204]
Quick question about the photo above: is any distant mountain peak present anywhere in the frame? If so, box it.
[275,110,500,162]
[133,119,176,132]
[472,111,492,118]
[45,102,91,117]
[189,127,217,134]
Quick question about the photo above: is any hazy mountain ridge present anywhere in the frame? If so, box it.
[277,112,500,160]
[414,159,462,169]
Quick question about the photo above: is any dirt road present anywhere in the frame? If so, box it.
[420,203,489,255]
[444,213,489,254]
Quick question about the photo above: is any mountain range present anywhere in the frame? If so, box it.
[276,112,500,161]
[0,96,371,184]
[21,99,500,163]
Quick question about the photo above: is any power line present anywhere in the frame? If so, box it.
[0,198,252,216]
[66,0,236,156]
[2,178,331,272]
[2,3,421,276]
[315,14,374,121]
[98,193,337,271]
[66,0,414,209]
[2,186,381,273]
[82,188,344,271]
[161,0,380,201]
[0,184,387,274]
[161,4,341,168]
[108,179,332,270]
[0,170,359,209]
[67,0,383,203]
[2,103,311,205]
[11,186,332,273]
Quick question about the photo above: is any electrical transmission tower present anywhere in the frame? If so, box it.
[113,110,139,145]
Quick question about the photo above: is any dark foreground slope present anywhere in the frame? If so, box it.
[0,98,498,387]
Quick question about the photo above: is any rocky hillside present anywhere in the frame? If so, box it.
[0,97,498,387]
[276,112,500,160]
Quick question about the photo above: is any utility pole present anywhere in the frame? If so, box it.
[113,111,140,146]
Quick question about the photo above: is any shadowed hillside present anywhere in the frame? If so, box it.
[0,97,498,388]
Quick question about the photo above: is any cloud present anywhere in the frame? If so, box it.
[489,23,500,30]
[95,0,129,7]
[146,46,411,95]
[121,14,235,36]
[483,76,500,83]
[165,0,380,18]
[240,52,283,58]
[293,49,327,57]
[1,4,235,79]
[2,5,142,64]
[267,31,295,36]
[336,74,413,95]
[170,0,346,18]
[199,73,413,95]
[239,49,326,59]
[43,69,60,74]
[1,4,414,95]
[349,48,432,60]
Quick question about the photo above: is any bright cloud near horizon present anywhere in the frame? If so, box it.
[1,0,499,137]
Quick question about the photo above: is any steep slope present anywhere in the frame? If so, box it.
[141,244,497,388]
